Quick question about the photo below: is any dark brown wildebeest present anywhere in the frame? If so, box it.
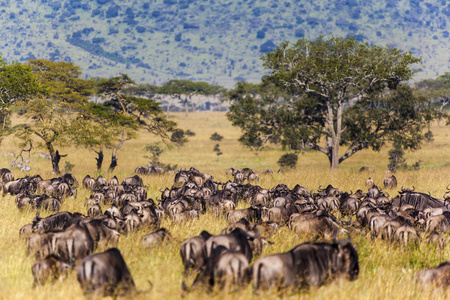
[53,221,95,264]
[77,248,150,297]
[415,261,450,289]
[203,228,259,264]
[252,239,359,291]
[180,230,212,274]
[226,206,262,224]
[399,187,446,211]
[186,246,251,291]
[383,175,397,189]
[32,211,84,233]
[32,254,70,287]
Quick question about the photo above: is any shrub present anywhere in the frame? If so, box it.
[185,130,196,136]
[277,153,298,169]
[213,144,223,161]
[144,142,165,166]
[171,129,188,146]
[210,132,223,141]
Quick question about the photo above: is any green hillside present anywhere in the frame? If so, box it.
[0,0,449,88]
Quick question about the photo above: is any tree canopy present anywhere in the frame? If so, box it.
[0,57,40,141]
[227,36,439,171]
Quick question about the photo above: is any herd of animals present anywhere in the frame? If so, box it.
[0,166,449,297]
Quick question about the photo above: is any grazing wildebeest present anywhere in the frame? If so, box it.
[142,228,171,248]
[252,239,359,291]
[77,248,148,297]
[32,254,70,287]
[188,246,251,291]
[383,175,397,189]
[180,231,212,274]
[53,221,95,264]
[32,211,84,233]
[415,261,450,289]
[399,187,445,210]
[203,228,259,263]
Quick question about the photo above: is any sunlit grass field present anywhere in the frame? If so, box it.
[0,112,449,299]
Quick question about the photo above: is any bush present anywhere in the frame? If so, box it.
[213,144,223,161]
[277,153,298,169]
[210,132,223,141]
[185,129,196,136]
[64,161,75,172]
[171,129,188,146]
[144,142,164,166]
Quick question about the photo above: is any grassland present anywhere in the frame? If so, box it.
[0,112,449,299]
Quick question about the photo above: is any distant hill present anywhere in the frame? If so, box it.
[1,0,449,88]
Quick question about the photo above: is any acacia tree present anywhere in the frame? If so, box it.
[227,36,439,171]
[96,74,177,171]
[415,72,450,128]
[159,79,224,119]
[14,59,94,174]
[0,57,40,143]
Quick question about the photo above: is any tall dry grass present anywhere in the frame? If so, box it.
[0,112,449,299]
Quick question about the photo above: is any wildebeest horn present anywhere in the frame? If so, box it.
[401,186,405,192]
[446,184,450,191]
[384,192,390,198]
[412,186,415,192]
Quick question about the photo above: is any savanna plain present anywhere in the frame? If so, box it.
[0,112,449,300]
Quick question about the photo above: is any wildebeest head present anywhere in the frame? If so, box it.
[333,239,359,281]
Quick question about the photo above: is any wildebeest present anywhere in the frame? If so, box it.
[142,228,171,248]
[187,246,251,291]
[365,178,374,188]
[180,231,212,274]
[203,228,259,263]
[383,175,397,189]
[399,187,446,210]
[77,248,146,297]
[32,254,70,287]
[252,239,359,291]
[415,261,450,289]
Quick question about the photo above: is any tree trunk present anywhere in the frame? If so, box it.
[95,150,104,171]
[109,153,117,172]
[166,102,170,118]
[48,144,66,175]
[184,99,188,120]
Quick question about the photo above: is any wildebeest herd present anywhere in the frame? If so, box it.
[1,166,449,297]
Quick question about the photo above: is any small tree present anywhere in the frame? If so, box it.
[277,153,298,169]
[228,36,439,171]
[144,142,165,166]
[210,132,224,141]
[213,144,223,161]
[171,129,188,146]
[387,145,407,170]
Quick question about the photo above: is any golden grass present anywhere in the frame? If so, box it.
[0,112,449,299]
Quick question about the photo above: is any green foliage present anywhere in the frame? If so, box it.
[0,57,41,141]
[64,161,75,172]
[144,142,165,166]
[277,153,298,169]
[170,129,188,146]
[213,143,223,160]
[210,132,223,141]
[228,36,436,170]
